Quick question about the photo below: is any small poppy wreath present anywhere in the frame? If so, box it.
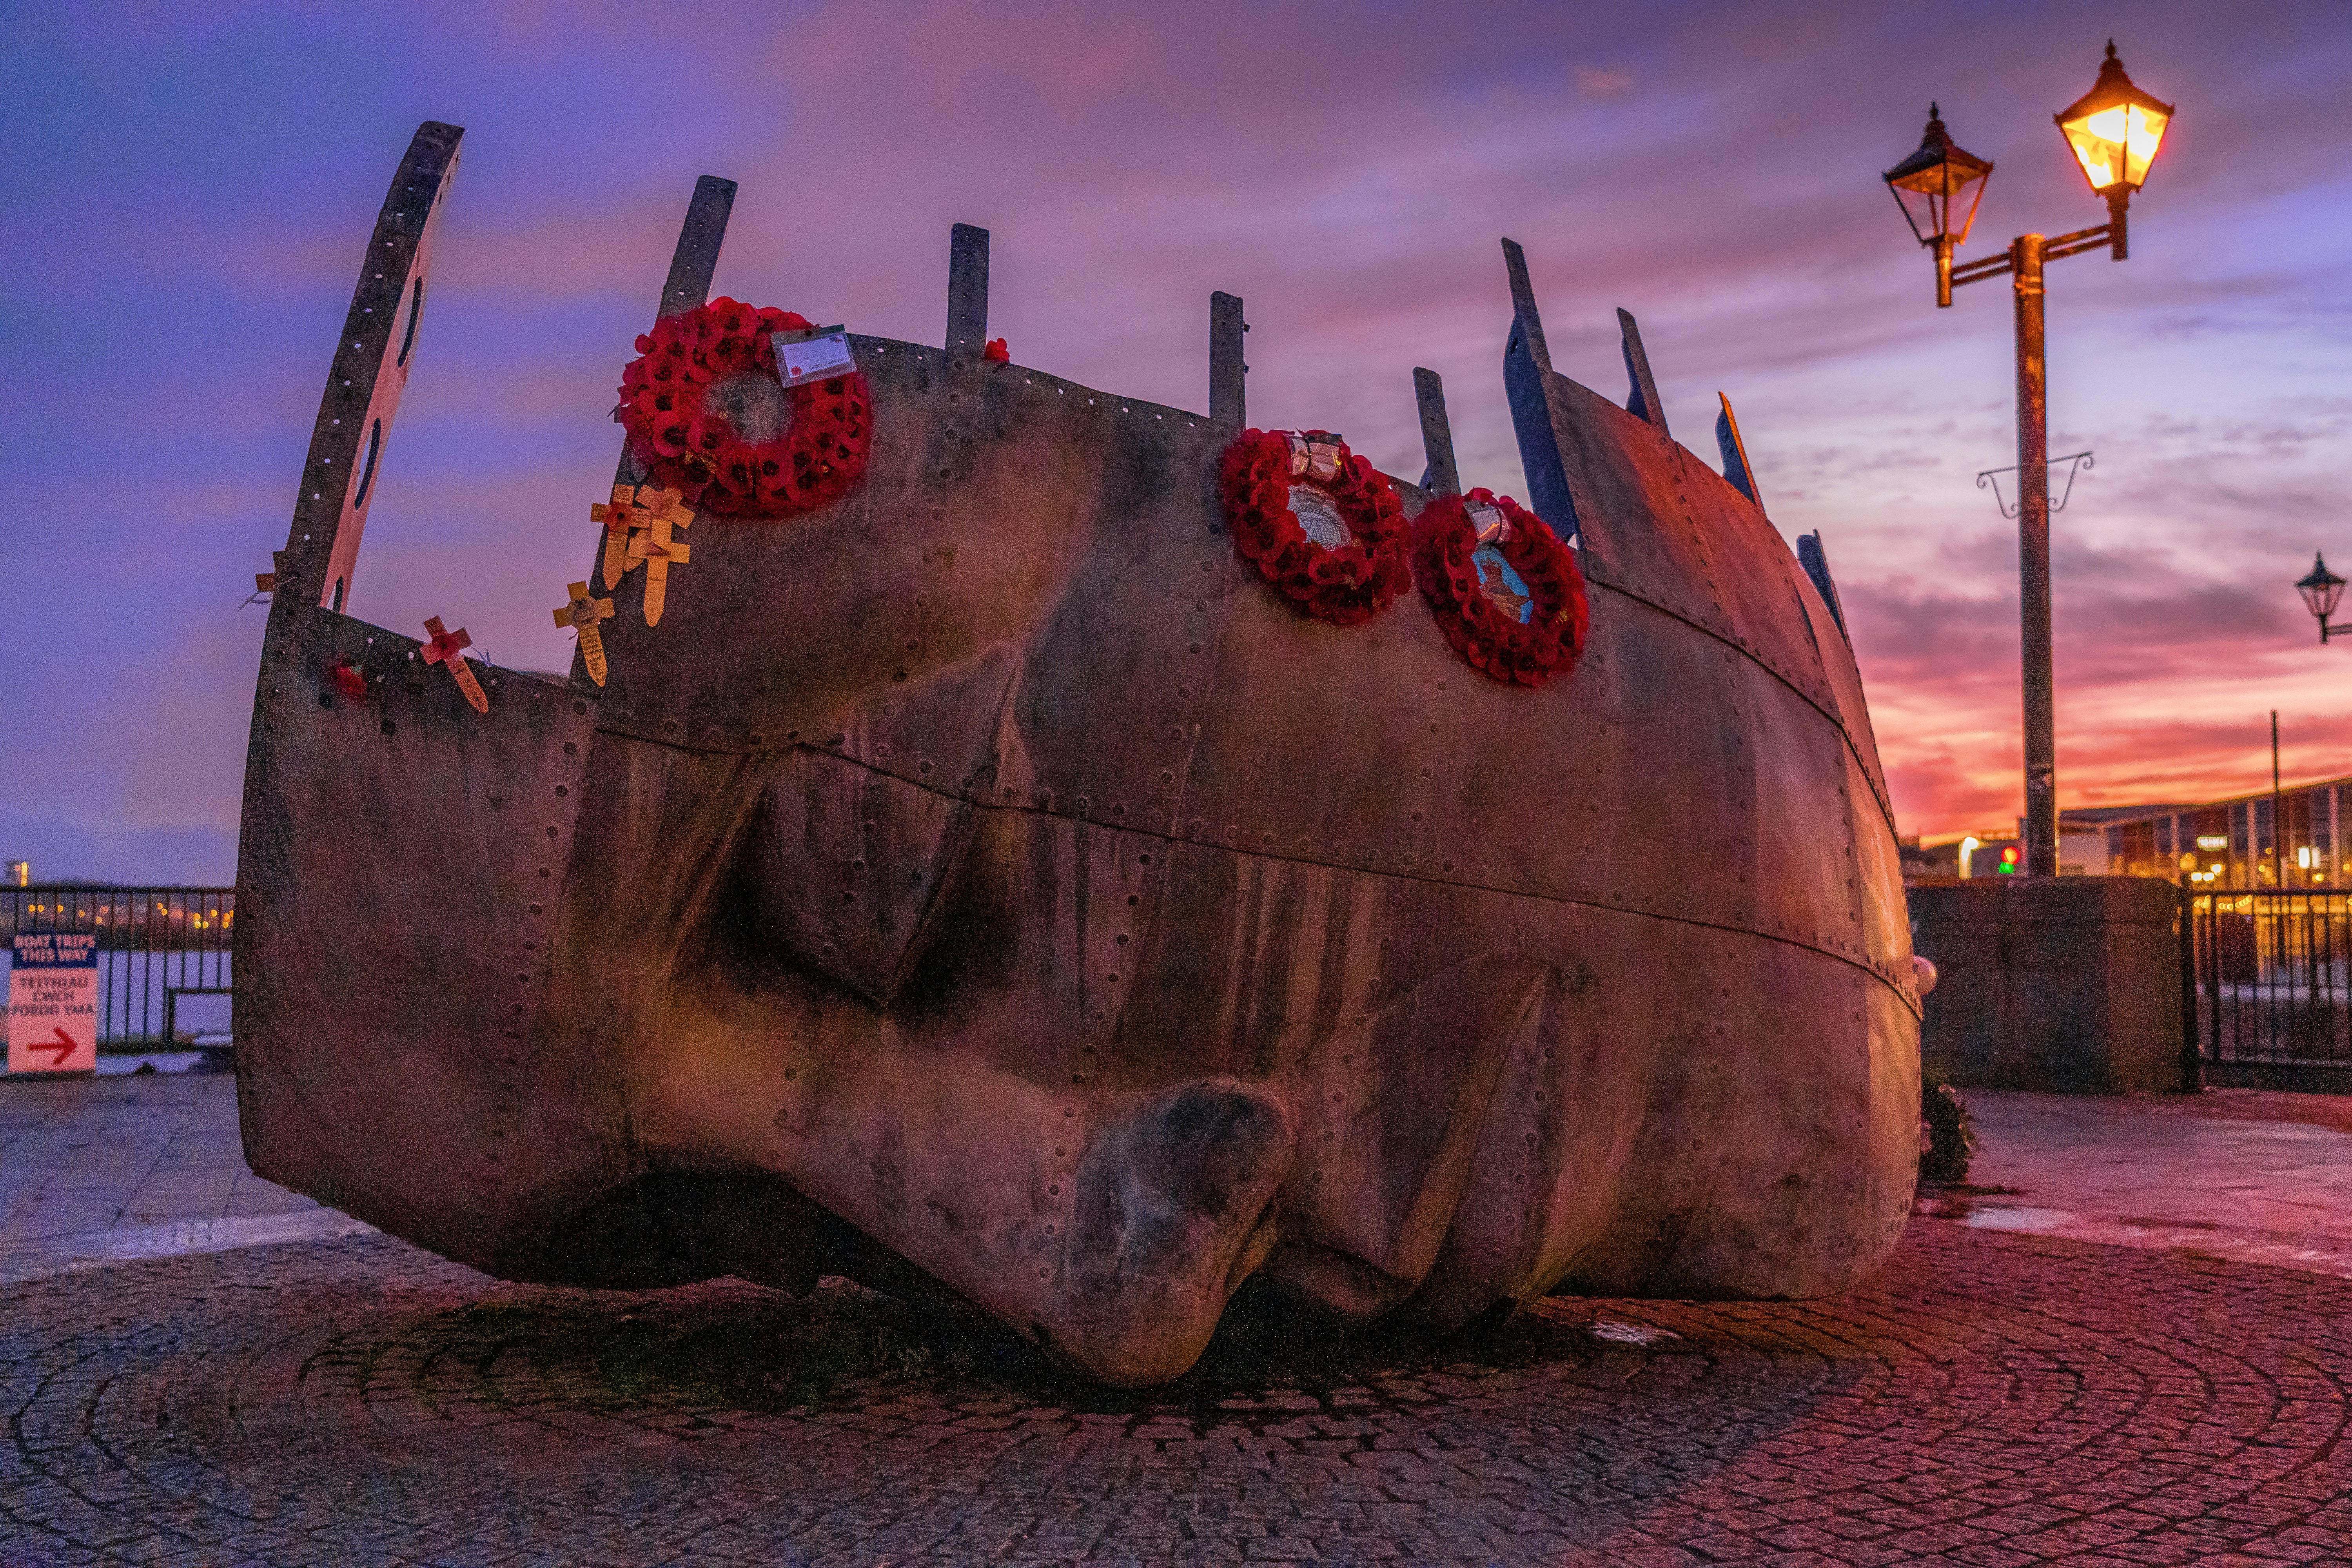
[1219,428,1410,626]
[613,298,872,518]
[1410,488,1590,687]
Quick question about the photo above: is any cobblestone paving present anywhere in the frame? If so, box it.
[4,1214,2348,1566]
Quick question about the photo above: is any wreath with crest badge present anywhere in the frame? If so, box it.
[1218,428,1411,626]
[1410,488,1589,687]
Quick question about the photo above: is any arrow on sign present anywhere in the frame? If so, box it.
[32,1027,78,1065]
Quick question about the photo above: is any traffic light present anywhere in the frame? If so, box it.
[1996,845,2021,875]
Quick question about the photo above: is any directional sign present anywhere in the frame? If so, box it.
[8,933,98,1074]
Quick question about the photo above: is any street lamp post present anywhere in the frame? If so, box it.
[2295,553,2347,642]
[1884,41,2174,878]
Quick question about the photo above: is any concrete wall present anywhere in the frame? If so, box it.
[1910,877,2187,1094]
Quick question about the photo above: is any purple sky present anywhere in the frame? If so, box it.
[4,1,2348,884]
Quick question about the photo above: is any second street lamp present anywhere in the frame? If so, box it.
[2296,553,2347,643]
[1884,40,2173,878]
[1884,104,1995,307]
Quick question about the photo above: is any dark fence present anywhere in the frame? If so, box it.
[2185,887,2352,1088]
[2,886,234,1047]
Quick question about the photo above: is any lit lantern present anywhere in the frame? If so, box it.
[1882,103,1994,307]
[2054,41,2173,217]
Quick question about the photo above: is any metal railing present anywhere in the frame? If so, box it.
[2184,887,2352,1078]
[2,887,234,1047]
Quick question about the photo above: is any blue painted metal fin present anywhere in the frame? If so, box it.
[1798,532,1851,644]
[1504,319,1578,547]
[1716,392,1761,508]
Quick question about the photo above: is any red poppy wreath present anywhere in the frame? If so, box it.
[1219,429,1411,626]
[1411,488,1590,687]
[613,298,871,519]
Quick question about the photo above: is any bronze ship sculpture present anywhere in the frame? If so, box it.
[234,122,1922,1385]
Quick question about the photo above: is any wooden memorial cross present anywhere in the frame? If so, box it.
[420,616,489,713]
[588,484,652,592]
[623,486,694,626]
[552,580,617,686]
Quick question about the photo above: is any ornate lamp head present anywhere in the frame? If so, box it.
[2055,40,2173,201]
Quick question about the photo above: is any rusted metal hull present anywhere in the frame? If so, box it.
[235,125,1920,1385]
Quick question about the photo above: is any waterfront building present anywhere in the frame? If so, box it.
[2069,776,2348,886]
[1901,777,2352,887]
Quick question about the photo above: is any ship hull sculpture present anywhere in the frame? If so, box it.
[235,123,1921,1385]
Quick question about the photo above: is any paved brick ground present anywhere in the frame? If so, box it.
[0,1075,318,1245]
[4,1077,2350,1566]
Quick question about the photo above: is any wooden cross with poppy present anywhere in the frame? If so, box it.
[552,581,617,686]
[589,484,652,592]
[421,616,489,714]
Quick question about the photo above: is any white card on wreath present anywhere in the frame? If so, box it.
[774,327,855,387]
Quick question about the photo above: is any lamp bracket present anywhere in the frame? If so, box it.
[2044,221,2118,263]
[1950,251,2015,288]
[1977,450,2094,519]
[1951,218,2121,291]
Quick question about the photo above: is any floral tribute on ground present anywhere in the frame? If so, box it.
[613,298,871,518]
[1411,489,1590,687]
[1220,429,1411,627]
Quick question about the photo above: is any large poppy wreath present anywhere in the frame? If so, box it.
[1411,488,1590,687]
[613,298,872,518]
[1219,429,1410,626]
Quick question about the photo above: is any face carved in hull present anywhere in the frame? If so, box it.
[234,129,1923,1386]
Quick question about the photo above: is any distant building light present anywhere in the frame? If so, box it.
[2196,835,2229,850]
[2299,846,2315,869]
